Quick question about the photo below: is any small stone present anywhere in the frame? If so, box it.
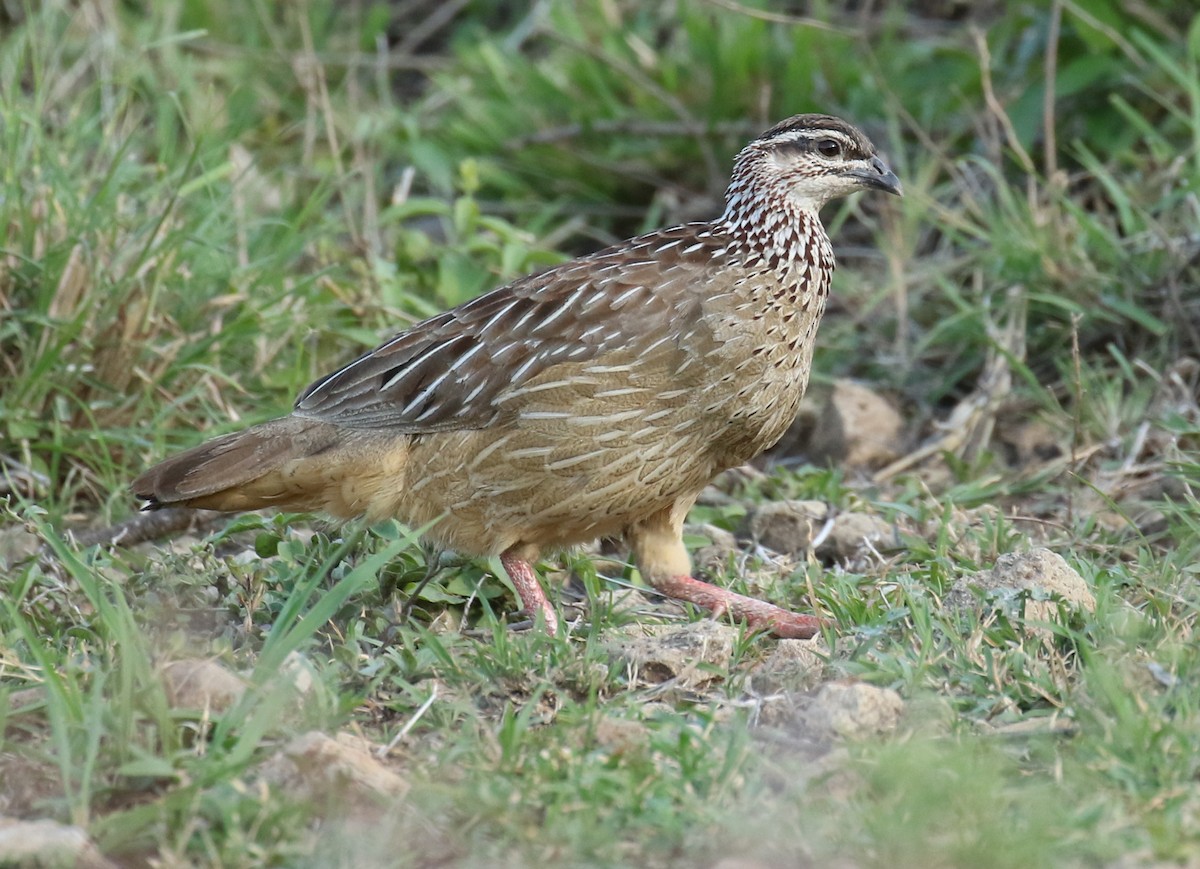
[804,681,904,740]
[920,505,1003,564]
[807,380,905,469]
[604,621,737,689]
[161,659,246,713]
[990,548,1095,621]
[687,522,741,576]
[0,527,40,570]
[946,548,1095,637]
[591,716,650,755]
[685,522,738,551]
[0,817,116,869]
[945,549,1099,643]
[595,587,653,617]
[710,465,770,494]
[744,500,828,557]
[749,637,826,693]
[258,731,409,812]
[280,651,316,696]
[996,418,1064,467]
[816,512,892,563]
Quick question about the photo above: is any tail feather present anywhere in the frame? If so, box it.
[131,416,343,513]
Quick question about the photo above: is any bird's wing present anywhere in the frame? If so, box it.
[293,225,719,433]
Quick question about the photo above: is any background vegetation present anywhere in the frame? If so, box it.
[1,0,1197,865]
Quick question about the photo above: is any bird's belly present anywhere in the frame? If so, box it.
[391,305,817,556]
[400,415,715,555]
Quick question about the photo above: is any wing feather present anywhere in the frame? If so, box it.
[293,225,724,432]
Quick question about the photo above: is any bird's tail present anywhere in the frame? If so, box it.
[131,416,354,514]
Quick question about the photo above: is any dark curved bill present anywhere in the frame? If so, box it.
[846,157,902,196]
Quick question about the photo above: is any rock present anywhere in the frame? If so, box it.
[949,548,1096,632]
[920,505,1003,564]
[161,659,246,713]
[687,522,741,576]
[588,586,656,631]
[258,731,409,812]
[591,716,650,756]
[0,756,60,818]
[7,688,43,713]
[605,621,737,689]
[804,681,904,740]
[990,549,1095,621]
[749,638,826,693]
[815,512,893,563]
[0,817,116,869]
[709,465,770,495]
[996,417,1064,467]
[280,651,317,696]
[768,393,821,459]
[0,527,40,570]
[807,380,905,469]
[743,501,828,557]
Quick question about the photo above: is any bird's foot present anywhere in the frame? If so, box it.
[499,550,559,636]
[654,574,823,639]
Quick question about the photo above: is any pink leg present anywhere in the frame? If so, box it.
[499,550,559,635]
[652,574,824,639]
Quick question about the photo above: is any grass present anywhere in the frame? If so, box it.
[2,0,1199,865]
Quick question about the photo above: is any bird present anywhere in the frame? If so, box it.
[132,113,901,639]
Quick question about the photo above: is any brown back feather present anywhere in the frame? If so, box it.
[292,225,717,433]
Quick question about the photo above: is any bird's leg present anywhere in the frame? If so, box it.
[499,547,559,635]
[627,508,824,640]
[648,573,822,638]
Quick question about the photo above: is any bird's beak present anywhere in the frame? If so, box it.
[846,156,902,196]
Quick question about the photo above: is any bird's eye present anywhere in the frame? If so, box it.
[816,138,842,158]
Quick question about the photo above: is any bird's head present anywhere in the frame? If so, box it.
[724,114,901,216]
